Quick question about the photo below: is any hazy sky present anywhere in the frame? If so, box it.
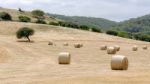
[0,0,150,21]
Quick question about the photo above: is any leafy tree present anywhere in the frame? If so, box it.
[31,9,45,18]
[18,16,31,22]
[16,27,34,42]
[0,12,12,20]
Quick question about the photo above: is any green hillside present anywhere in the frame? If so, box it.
[114,14,150,34]
[47,14,117,30]
[106,14,150,42]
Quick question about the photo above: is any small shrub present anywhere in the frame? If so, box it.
[16,27,34,42]
[91,28,102,33]
[106,30,118,36]
[49,22,59,26]
[58,21,79,28]
[0,12,12,20]
[18,16,31,22]
[133,33,150,42]
[79,25,90,30]
[35,19,46,24]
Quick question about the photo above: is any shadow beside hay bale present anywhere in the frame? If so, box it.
[17,40,34,43]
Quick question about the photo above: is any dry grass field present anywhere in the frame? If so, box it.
[0,21,150,84]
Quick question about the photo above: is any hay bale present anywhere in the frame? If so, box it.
[100,45,107,50]
[107,47,116,54]
[48,41,53,45]
[74,43,82,48]
[133,45,138,51]
[63,43,69,46]
[111,55,128,70]
[143,46,148,50]
[59,52,71,64]
[114,45,120,51]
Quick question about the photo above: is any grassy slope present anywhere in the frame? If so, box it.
[0,21,149,84]
[0,7,57,23]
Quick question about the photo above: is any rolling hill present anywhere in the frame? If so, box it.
[113,14,150,34]
[47,13,117,30]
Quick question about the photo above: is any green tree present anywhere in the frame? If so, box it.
[0,12,12,20]
[18,16,31,22]
[16,27,34,42]
[31,9,45,18]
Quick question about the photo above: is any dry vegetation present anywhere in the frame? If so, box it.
[0,7,57,23]
[0,21,149,84]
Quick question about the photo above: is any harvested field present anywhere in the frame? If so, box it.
[0,22,149,84]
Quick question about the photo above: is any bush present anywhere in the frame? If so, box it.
[79,25,90,30]
[68,23,79,28]
[117,32,130,38]
[49,22,59,26]
[106,30,118,36]
[58,21,79,28]
[16,27,34,42]
[18,16,31,22]
[35,19,46,24]
[133,33,150,42]
[0,12,12,20]
[32,9,44,18]
[91,28,102,33]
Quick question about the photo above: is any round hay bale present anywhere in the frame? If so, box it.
[63,43,69,46]
[133,45,138,51]
[74,43,82,48]
[114,45,120,51]
[111,55,128,70]
[48,41,53,45]
[58,52,71,64]
[100,45,107,50]
[143,46,148,50]
[107,47,116,54]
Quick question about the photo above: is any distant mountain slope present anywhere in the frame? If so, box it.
[114,14,150,34]
[47,14,117,30]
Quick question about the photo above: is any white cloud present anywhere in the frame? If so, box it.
[0,0,150,21]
